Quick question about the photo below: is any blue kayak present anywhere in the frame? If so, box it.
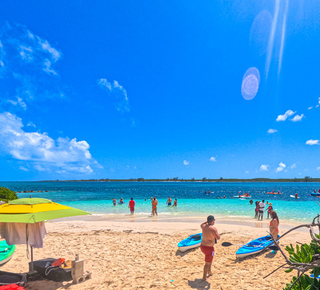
[178,233,202,252]
[236,235,280,258]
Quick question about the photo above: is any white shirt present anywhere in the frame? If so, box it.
[259,202,265,211]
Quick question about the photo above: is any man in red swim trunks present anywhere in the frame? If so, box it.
[128,197,135,214]
[200,215,220,281]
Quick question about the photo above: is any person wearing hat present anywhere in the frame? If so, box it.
[200,215,220,281]
[265,202,273,219]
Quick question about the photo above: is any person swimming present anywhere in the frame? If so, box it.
[172,199,177,207]
[119,198,124,204]
[112,198,117,206]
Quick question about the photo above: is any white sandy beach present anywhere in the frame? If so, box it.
[0,215,312,290]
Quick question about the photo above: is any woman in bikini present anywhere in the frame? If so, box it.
[269,211,279,253]
[172,199,177,207]
[265,202,273,219]
[152,197,158,216]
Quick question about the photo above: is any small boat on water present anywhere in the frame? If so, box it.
[0,240,15,266]
[236,235,280,259]
[233,195,251,199]
[311,192,320,197]
[267,192,282,195]
[178,233,202,252]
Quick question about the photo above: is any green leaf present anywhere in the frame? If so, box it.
[285,269,293,273]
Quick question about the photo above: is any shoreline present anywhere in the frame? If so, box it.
[49,214,310,234]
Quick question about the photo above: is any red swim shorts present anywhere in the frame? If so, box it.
[200,245,215,263]
[130,207,135,212]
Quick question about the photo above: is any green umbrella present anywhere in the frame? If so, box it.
[0,198,90,271]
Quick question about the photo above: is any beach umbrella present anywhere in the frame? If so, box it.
[0,198,90,271]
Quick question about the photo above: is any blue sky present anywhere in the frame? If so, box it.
[0,0,320,181]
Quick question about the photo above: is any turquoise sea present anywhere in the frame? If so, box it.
[1,181,320,222]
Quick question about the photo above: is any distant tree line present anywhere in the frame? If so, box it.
[41,176,320,182]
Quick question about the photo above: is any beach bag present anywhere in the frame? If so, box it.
[30,258,72,282]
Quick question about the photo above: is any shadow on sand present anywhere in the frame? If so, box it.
[175,247,198,257]
[188,278,211,290]
[235,247,278,263]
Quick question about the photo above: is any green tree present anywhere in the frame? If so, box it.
[304,176,312,182]
[283,236,320,289]
[202,177,207,181]
[0,187,18,201]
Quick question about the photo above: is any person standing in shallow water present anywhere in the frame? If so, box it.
[166,196,172,206]
[128,197,135,214]
[152,196,158,216]
[200,215,220,281]
[258,200,265,221]
[151,197,158,216]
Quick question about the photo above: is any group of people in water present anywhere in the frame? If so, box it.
[111,196,178,216]
[251,199,274,220]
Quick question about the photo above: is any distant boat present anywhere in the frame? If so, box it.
[267,192,282,195]
[233,194,251,199]
[310,192,320,197]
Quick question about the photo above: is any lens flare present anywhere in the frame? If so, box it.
[241,67,260,100]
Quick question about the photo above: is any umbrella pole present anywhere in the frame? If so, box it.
[30,245,34,272]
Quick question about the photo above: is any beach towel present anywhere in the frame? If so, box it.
[0,222,47,248]
[0,285,25,290]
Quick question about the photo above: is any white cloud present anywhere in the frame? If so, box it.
[308,106,313,110]
[0,112,97,173]
[317,167,320,170]
[306,139,319,145]
[183,160,189,165]
[98,79,130,113]
[245,171,249,174]
[276,162,286,172]
[267,129,277,134]
[0,23,64,107]
[276,110,295,121]
[43,59,57,75]
[7,97,27,110]
[27,122,36,127]
[290,163,296,169]
[210,157,216,162]
[19,45,33,61]
[260,164,269,171]
[290,114,304,122]
[19,166,29,172]
[37,38,61,62]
